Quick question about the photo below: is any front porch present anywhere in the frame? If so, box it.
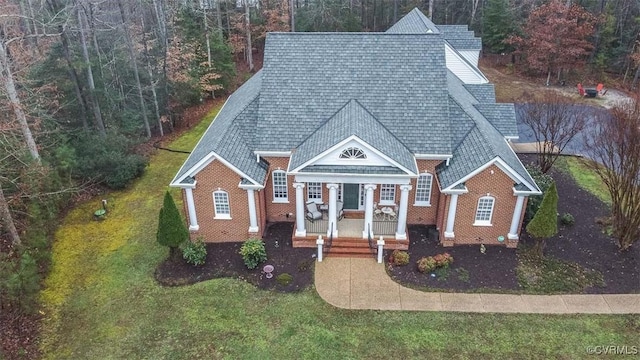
[292,218,409,256]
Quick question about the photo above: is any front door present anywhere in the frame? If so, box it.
[343,183,360,210]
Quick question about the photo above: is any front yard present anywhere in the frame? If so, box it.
[39,106,639,359]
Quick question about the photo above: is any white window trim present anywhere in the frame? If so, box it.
[473,196,495,226]
[379,184,396,206]
[307,182,323,203]
[272,170,289,203]
[213,190,231,220]
[414,173,433,207]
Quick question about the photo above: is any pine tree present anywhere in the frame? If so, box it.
[526,182,559,257]
[157,191,189,259]
[482,0,517,54]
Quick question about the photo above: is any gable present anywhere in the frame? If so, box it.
[445,44,488,84]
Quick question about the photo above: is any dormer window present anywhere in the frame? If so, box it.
[339,147,366,159]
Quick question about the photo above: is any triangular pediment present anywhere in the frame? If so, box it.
[288,100,417,175]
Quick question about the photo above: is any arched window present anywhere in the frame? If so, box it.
[213,190,231,219]
[414,173,433,206]
[272,170,288,202]
[339,147,367,159]
[474,196,495,225]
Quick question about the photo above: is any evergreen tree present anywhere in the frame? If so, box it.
[482,0,518,54]
[157,191,189,258]
[526,182,558,257]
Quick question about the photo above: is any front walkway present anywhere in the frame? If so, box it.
[315,257,640,313]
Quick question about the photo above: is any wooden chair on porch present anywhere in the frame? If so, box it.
[306,201,322,221]
[337,201,345,220]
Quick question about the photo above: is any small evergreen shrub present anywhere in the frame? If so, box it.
[239,238,267,269]
[276,273,293,286]
[181,238,207,266]
[524,165,554,222]
[560,212,575,226]
[389,250,410,266]
[157,192,189,258]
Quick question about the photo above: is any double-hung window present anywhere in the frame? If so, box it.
[213,190,231,219]
[474,196,495,226]
[272,170,288,202]
[307,182,322,203]
[380,184,396,205]
[414,173,433,206]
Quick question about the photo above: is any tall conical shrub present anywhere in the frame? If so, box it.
[157,191,189,258]
[526,181,558,256]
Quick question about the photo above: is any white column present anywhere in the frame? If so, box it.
[246,189,259,233]
[508,195,526,240]
[327,183,339,238]
[185,187,199,231]
[362,184,377,238]
[395,184,412,240]
[293,183,306,237]
[316,235,324,262]
[444,194,459,238]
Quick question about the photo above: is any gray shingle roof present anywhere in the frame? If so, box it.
[386,8,440,34]
[289,100,417,174]
[464,84,496,103]
[171,72,267,186]
[474,104,519,138]
[257,32,451,155]
[437,71,538,191]
[172,8,535,194]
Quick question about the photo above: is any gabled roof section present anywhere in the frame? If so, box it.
[170,71,267,186]
[289,100,417,174]
[386,8,440,34]
[474,103,519,138]
[437,25,481,51]
[438,71,539,192]
[464,84,496,103]
[257,32,451,155]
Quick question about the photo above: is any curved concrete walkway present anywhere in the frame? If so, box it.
[315,258,640,314]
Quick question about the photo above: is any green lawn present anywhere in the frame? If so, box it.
[555,156,612,205]
[40,106,638,359]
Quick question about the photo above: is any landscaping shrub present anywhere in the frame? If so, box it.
[560,212,575,226]
[417,256,437,273]
[239,238,267,269]
[276,273,293,286]
[181,238,207,266]
[417,253,454,273]
[524,165,554,222]
[157,191,189,259]
[389,250,409,266]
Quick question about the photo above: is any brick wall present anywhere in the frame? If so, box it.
[263,157,296,223]
[406,160,442,225]
[190,159,252,242]
[440,164,520,246]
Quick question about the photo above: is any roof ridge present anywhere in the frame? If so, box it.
[294,99,356,148]
[351,99,412,153]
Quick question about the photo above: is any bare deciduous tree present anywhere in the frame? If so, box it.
[584,99,640,251]
[518,91,588,173]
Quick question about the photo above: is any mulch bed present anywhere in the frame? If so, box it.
[387,155,639,294]
[155,223,316,292]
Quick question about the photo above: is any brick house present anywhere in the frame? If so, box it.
[170,9,541,251]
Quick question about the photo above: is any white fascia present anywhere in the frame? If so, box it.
[441,186,469,195]
[293,173,412,185]
[443,156,537,193]
[289,135,416,176]
[238,181,264,190]
[513,188,542,196]
[414,154,453,160]
[172,151,262,188]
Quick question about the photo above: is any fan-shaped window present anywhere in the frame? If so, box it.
[339,147,367,159]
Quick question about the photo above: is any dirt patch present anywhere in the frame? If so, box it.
[156,222,316,292]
